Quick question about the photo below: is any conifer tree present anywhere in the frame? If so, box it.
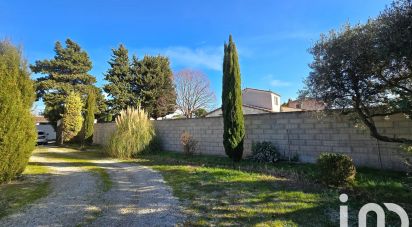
[222,35,245,162]
[82,89,96,144]
[103,44,139,116]
[133,55,176,119]
[0,41,37,183]
[31,39,100,125]
[62,92,83,142]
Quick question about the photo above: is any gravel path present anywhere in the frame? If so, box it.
[90,161,185,227]
[0,150,100,227]
[0,148,185,227]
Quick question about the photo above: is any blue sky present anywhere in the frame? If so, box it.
[1,0,391,112]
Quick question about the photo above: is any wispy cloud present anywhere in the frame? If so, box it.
[264,74,291,87]
[270,79,291,87]
[137,46,223,71]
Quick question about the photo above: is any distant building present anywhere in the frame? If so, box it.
[280,106,302,112]
[287,99,325,111]
[35,115,56,141]
[206,88,282,117]
[35,115,49,125]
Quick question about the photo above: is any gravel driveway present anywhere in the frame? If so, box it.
[0,147,184,227]
[90,161,184,227]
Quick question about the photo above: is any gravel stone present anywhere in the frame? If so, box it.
[89,161,185,227]
[0,148,185,227]
[0,151,100,227]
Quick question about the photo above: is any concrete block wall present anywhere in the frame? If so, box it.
[93,123,116,146]
[93,112,412,170]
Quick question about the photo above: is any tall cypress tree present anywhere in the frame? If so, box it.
[222,35,245,162]
[103,44,139,116]
[82,89,96,144]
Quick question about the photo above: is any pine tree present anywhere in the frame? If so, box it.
[103,44,139,116]
[0,41,37,183]
[82,89,96,144]
[62,92,83,142]
[133,55,176,119]
[30,39,100,125]
[222,35,245,162]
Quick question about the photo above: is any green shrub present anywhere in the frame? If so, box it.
[251,141,281,163]
[62,92,83,142]
[317,153,356,187]
[0,41,37,183]
[82,90,96,144]
[180,131,197,156]
[106,106,155,158]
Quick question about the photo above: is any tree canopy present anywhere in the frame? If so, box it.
[301,0,412,143]
[193,108,208,118]
[62,92,83,142]
[82,89,96,144]
[103,44,139,116]
[103,45,177,119]
[0,41,37,183]
[133,55,176,119]
[31,39,102,124]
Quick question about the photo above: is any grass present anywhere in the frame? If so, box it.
[23,162,50,175]
[132,151,412,226]
[2,146,410,225]
[0,162,51,219]
[90,167,112,192]
[33,148,113,193]
[0,146,113,220]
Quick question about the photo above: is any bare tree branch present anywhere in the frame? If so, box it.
[175,69,216,118]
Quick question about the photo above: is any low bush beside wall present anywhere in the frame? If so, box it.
[317,153,356,187]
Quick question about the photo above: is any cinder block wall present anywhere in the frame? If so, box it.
[93,112,412,170]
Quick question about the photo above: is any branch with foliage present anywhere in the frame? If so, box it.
[301,0,412,144]
[193,108,208,118]
[222,35,245,161]
[0,41,37,183]
[30,39,103,125]
[103,44,139,116]
[132,55,177,119]
[82,89,96,144]
[175,69,215,118]
[62,92,83,142]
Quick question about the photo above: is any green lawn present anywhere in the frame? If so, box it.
[2,147,410,226]
[0,162,50,219]
[133,151,412,226]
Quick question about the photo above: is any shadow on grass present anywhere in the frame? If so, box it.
[28,148,412,226]
[132,151,411,226]
[150,165,336,226]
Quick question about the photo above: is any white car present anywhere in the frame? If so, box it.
[37,131,48,145]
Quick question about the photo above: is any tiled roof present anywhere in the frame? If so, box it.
[243,88,281,97]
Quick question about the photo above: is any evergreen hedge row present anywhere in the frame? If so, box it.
[0,41,37,183]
